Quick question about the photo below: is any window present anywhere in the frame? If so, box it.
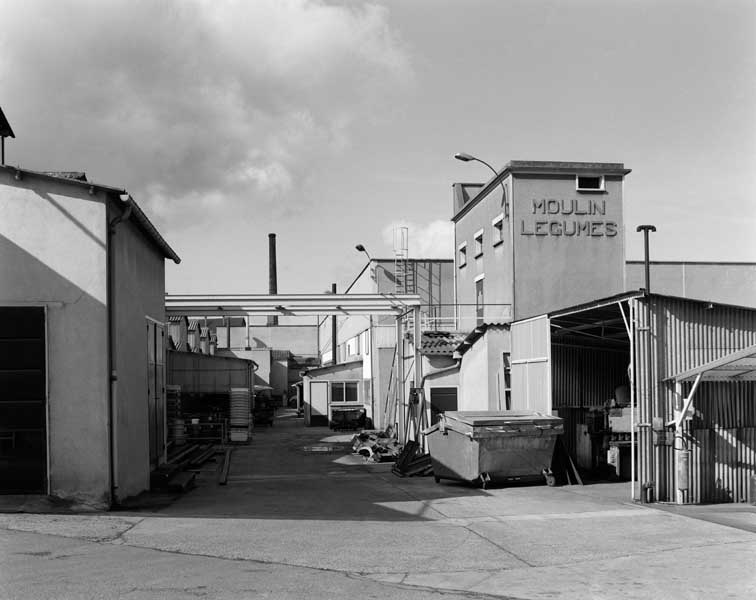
[458,242,467,268]
[475,274,484,326]
[576,175,605,192]
[474,229,484,257]
[502,353,511,410]
[331,381,359,403]
[492,214,504,246]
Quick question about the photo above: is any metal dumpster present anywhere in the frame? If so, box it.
[424,411,564,488]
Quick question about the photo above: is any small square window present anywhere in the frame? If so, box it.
[474,230,484,257]
[576,175,605,192]
[458,243,467,268]
[492,214,504,246]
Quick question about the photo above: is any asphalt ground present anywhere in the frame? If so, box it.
[1,409,755,599]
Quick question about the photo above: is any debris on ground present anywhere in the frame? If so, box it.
[391,440,433,477]
[351,428,402,462]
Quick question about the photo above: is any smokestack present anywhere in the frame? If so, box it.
[268,233,278,326]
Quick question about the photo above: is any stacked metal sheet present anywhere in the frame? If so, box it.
[229,387,251,443]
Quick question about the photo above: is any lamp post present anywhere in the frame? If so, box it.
[635,224,656,502]
[636,225,657,294]
[320,245,375,364]
[355,243,376,427]
[455,152,508,215]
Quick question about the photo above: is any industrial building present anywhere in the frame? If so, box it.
[306,255,455,429]
[0,165,180,508]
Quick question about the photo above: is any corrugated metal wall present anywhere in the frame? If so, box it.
[167,351,252,394]
[690,427,756,503]
[633,296,756,503]
[511,317,551,414]
[552,343,628,409]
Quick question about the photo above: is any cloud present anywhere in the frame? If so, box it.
[0,0,413,227]
[381,220,454,259]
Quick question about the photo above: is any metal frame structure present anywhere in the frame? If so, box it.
[165,293,424,442]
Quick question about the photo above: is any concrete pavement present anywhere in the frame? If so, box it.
[1,409,755,599]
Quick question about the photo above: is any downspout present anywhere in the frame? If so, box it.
[106,194,133,507]
[419,359,461,389]
[418,358,462,438]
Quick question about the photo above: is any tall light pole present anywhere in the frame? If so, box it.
[321,244,374,365]
[356,244,376,426]
[455,152,508,215]
[636,225,657,294]
[635,224,656,502]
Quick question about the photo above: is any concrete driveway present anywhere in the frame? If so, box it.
[2,409,755,599]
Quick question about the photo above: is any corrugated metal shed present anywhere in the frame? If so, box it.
[633,294,756,503]
[511,290,756,505]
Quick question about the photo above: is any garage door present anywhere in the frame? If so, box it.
[0,307,47,493]
[510,315,552,415]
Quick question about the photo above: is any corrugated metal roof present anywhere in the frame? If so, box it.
[421,331,468,355]
[666,343,756,382]
[42,171,88,181]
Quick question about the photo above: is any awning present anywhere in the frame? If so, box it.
[666,343,756,382]
[665,343,756,431]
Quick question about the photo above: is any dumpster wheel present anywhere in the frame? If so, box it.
[478,472,491,490]
[542,468,556,487]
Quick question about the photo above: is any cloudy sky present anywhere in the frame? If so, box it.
[1,0,754,294]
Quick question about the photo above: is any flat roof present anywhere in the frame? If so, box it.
[453,159,631,222]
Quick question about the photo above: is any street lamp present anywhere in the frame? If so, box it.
[355,244,373,262]
[455,152,508,216]
[346,244,373,293]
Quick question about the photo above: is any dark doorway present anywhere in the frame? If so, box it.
[0,307,47,493]
[430,387,458,424]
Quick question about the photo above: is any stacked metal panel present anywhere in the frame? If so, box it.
[229,387,251,443]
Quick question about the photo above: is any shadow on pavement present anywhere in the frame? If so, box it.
[119,410,492,522]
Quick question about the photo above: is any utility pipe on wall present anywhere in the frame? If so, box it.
[106,194,133,507]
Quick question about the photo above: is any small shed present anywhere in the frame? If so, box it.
[302,361,365,427]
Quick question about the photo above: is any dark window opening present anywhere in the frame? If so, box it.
[331,381,359,403]
[577,175,604,191]
[430,387,458,424]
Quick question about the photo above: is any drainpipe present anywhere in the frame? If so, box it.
[106,193,133,507]
[331,283,337,365]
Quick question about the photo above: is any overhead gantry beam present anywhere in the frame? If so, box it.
[165,293,423,317]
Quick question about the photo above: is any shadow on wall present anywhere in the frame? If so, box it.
[0,234,110,504]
